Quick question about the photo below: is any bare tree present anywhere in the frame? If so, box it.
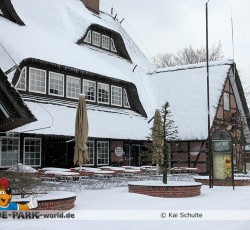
[152,41,224,68]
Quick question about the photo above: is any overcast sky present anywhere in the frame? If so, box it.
[100,0,250,100]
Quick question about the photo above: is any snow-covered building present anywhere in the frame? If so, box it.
[0,0,249,171]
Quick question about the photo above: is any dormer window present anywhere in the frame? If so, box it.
[102,35,110,50]
[83,79,96,102]
[49,72,64,97]
[83,30,117,53]
[29,68,46,94]
[98,83,109,104]
[123,89,130,108]
[111,39,117,52]
[84,30,91,44]
[16,67,26,91]
[111,86,122,107]
[77,25,132,61]
[92,31,101,47]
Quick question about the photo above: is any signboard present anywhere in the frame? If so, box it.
[211,129,233,183]
[115,147,123,157]
[212,129,232,154]
[213,141,231,152]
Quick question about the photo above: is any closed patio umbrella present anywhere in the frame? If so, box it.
[73,94,89,168]
[152,109,164,165]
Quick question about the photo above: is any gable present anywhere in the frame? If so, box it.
[146,60,247,141]
[215,78,237,120]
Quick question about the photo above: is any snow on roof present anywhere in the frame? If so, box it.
[0,0,154,125]
[146,60,233,140]
[11,61,233,141]
[11,100,150,140]
[0,0,152,79]
[0,1,240,141]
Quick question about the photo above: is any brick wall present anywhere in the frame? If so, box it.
[128,184,201,198]
[36,196,76,210]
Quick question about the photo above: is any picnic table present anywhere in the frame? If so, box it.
[42,167,72,172]
[169,167,198,181]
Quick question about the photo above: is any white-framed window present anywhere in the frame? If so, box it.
[102,35,110,50]
[98,83,109,104]
[92,31,101,47]
[83,80,96,102]
[83,30,117,53]
[85,141,94,165]
[66,76,81,99]
[123,89,130,108]
[97,141,109,165]
[0,137,19,167]
[49,72,64,97]
[16,67,26,91]
[23,138,41,167]
[224,92,230,110]
[84,30,91,44]
[110,38,117,52]
[111,86,122,106]
[29,67,46,94]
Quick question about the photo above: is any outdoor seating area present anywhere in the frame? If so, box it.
[36,165,199,192]
[0,164,200,195]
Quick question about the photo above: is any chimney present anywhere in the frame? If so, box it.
[81,0,99,13]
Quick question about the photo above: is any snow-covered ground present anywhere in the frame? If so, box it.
[2,185,250,230]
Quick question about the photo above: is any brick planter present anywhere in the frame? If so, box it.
[194,176,250,186]
[128,181,202,198]
[12,191,76,210]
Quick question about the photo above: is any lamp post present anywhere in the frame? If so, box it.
[206,0,213,188]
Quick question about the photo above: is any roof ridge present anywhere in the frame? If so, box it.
[147,59,234,75]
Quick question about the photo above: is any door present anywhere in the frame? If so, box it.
[124,144,140,166]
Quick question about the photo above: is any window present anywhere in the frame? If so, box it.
[224,92,230,110]
[83,80,96,102]
[102,35,110,50]
[92,31,101,47]
[85,141,94,165]
[24,138,41,166]
[98,83,109,104]
[84,30,91,44]
[110,38,117,52]
[0,137,19,167]
[97,141,109,165]
[49,72,64,97]
[67,76,81,99]
[16,67,26,91]
[83,30,117,53]
[29,68,46,94]
[123,89,130,108]
[111,86,122,106]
